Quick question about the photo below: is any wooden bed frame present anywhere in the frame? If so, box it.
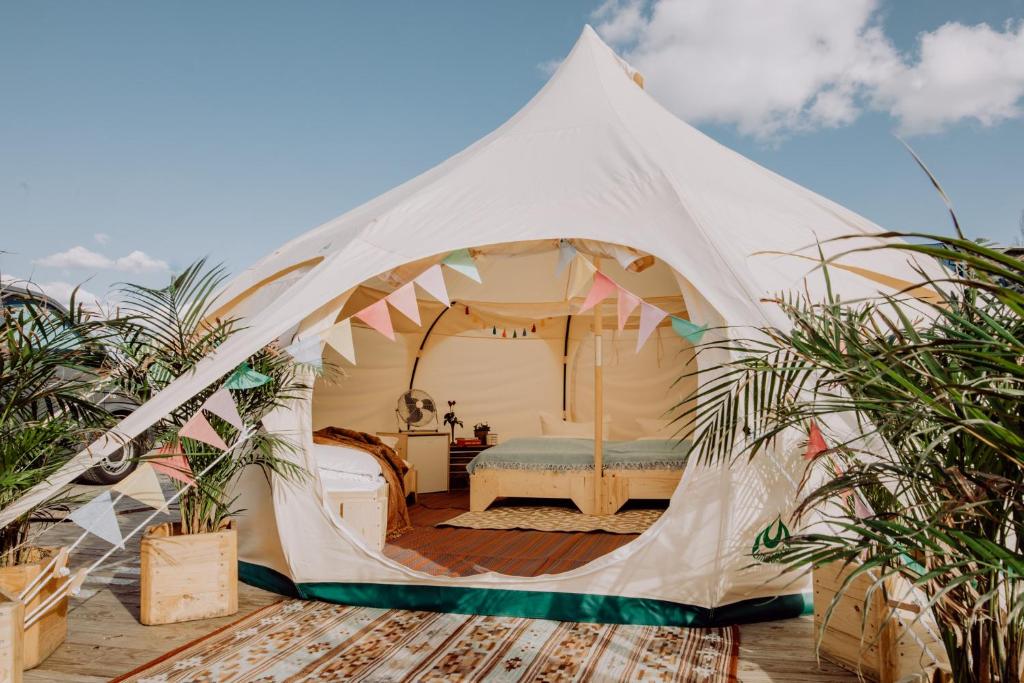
[470,257,686,517]
[469,468,682,516]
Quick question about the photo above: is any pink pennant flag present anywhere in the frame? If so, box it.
[636,301,668,352]
[355,299,395,341]
[414,265,450,306]
[804,420,828,461]
[151,444,195,484]
[578,272,618,314]
[386,282,421,325]
[616,287,641,331]
[203,387,244,430]
[180,411,230,451]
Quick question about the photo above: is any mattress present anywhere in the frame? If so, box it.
[313,443,382,480]
[318,468,388,493]
[466,437,691,474]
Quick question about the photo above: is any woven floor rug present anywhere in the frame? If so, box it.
[115,599,739,682]
[437,506,663,534]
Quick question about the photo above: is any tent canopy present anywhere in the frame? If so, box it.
[4,26,942,626]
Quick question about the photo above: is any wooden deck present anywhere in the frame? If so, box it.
[21,483,856,682]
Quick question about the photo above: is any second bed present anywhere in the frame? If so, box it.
[467,437,691,515]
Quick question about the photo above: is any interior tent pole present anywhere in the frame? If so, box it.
[408,300,455,391]
[593,258,604,515]
[561,314,572,419]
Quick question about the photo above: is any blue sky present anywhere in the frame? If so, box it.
[2,1,1022,303]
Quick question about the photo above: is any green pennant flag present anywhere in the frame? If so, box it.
[224,363,271,390]
[670,316,708,344]
[441,248,482,283]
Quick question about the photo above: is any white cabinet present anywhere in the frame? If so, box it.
[379,431,450,493]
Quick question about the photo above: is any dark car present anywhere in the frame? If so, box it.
[1,283,149,485]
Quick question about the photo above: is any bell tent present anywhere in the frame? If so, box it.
[5,26,940,626]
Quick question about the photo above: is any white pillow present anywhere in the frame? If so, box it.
[636,417,679,440]
[312,443,382,480]
[539,412,611,438]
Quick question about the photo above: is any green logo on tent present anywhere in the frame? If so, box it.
[751,516,790,561]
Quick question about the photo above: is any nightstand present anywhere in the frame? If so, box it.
[449,443,491,491]
[378,431,450,493]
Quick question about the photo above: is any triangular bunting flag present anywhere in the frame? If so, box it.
[636,302,669,352]
[616,287,641,331]
[224,363,271,390]
[555,240,577,276]
[322,318,356,364]
[610,245,640,270]
[151,444,195,484]
[180,411,230,451]
[355,299,395,341]
[670,316,708,344]
[853,491,873,518]
[69,491,123,548]
[203,387,244,430]
[414,264,450,306]
[283,337,323,368]
[804,420,828,461]
[578,272,618,314]
[441,248,482,283]
[112,463,166,510]
[566,256,596,299]
[386,282,421,325]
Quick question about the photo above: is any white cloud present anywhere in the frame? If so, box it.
[34,246,114,270]
[93,232,110,245]
[33,245,169,273]
[31,281,102,308]
[593,0,1024,138]
[873,20,1024,134]
[114,250,169,274]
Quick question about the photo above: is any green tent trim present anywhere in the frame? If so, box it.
[240,561,811,627]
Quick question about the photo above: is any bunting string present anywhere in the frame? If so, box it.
[17,384,255,622]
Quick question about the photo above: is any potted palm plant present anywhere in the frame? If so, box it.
[678,229,1022,681]
[109,261,309,625]
[0,284,121,668]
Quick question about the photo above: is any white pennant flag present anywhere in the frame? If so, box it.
[566,256,596,300]
[386,282,421,325]
[322,318,356,364]
[414,264,450,306]
[636,301,669,352]
[112,463,166,510]
[69,491,123,548]
[203,387,244,430]
[556,240,577,276]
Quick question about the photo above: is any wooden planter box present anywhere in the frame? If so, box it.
[814,562,948,682]
[140,521,237,625]
[0,547,68,671]
[0,588,24,683]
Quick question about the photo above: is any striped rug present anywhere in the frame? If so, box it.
[115,599,739,682]
[437,506,663,534]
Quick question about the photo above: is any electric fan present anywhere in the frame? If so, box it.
[396,389,438,432]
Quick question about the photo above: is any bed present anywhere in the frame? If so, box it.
[467,437,690,515]
[313,442,417,549]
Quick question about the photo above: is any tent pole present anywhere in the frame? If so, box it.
[408,301,454,391]
[562,314,572,419]
[593,258,604,515]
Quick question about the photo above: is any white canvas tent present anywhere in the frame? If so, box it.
[5,26,942,626]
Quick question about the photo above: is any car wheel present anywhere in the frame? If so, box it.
[77,431,148,486]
